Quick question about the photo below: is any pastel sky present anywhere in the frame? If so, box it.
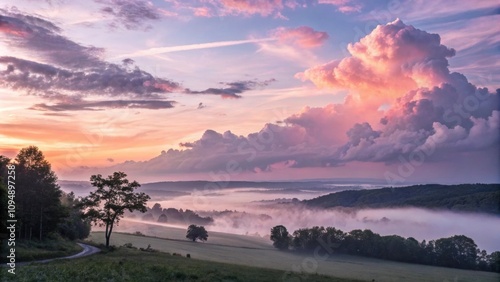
[0,0,498,183]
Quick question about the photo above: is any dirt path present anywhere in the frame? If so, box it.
[18,243,100,266]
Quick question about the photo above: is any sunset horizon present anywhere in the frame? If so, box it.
[1,1,499,185]
[1,1,500,280]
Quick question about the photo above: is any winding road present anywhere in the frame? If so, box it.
[18,243,100,266]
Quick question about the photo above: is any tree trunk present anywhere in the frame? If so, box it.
[107,222,115,247]
[105,214,118,248]
[105,222,110,247]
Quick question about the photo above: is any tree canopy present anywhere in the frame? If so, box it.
[14,146,66,240]
[271,225,499,273]
[270,225,290,250]
[58,192,91,240]
[304,184,500,214]
[80,172,150,247]
[186,225,208,242]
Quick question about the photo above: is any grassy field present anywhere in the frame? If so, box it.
[115,218,273,249]
[1,238,82,263]
[2,246,347,282]
[88,225,500,282]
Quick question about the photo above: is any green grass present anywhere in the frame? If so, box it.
[88,229,500,282]
[1,237,82,263]
[3,246,351,282]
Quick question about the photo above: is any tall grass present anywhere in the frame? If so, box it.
[4,246,348,282]
[1,237,82,263]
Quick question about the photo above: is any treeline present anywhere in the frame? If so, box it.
[0,146,90,245]
[135,203,214,226]
[270,225,500,273]
[304,184,500,214]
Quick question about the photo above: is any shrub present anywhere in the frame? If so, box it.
[134,231,145,236]
[139,244,157,252]
[122,243,136,249]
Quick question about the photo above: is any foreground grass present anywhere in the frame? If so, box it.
[88,231,500,282]
[4,246,354,282]
[1,238,82,263]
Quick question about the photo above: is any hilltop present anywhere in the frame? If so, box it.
[303,184,500,214]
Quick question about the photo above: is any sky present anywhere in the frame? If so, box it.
[0,0,498,183]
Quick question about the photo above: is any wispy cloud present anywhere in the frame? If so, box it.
[96,0,174,30]
[30,99,176,111]
[184,79,276,99]
[113,37,277,58]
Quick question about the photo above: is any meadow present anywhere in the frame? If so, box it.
[2,246,342,282]
[87,225,500,282]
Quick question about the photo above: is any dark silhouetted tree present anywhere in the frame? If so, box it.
[435,235,478,269]
[80,172,150,247]
[0,156,9,247]
[58,192,91,240]
[270,225,290,250]
[186,225,208,242]
[15,146,66,240]
[489,251,500,273]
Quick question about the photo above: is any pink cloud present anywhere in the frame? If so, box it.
[193,7,212,17]
[272,26,329,48]
[318,0,362,13]
[90,19,498,182]
[0,20,28,37]
[296,19,456,105]
[220,0,283,17]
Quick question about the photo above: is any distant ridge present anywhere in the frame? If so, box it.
[140,179,385,190]
[303,184,500,215]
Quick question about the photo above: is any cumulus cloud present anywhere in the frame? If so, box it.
[106,19,499,176]
[296,19,456,105]
[115,126,340,173]
[184,79,276,99]
[271,26,329,48]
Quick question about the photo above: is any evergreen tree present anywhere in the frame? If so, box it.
[15,147,66,240]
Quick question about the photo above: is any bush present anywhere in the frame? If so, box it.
[139,244,157,252]
[122,243,136,249]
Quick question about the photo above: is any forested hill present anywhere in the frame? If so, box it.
[303,184,500,214]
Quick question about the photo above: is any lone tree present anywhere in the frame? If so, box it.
[80,172,150,247]
[270,225,290,250]
[186,225,208,242]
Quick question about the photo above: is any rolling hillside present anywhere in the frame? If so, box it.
[303,184,500,214]
[85,230,500,282]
